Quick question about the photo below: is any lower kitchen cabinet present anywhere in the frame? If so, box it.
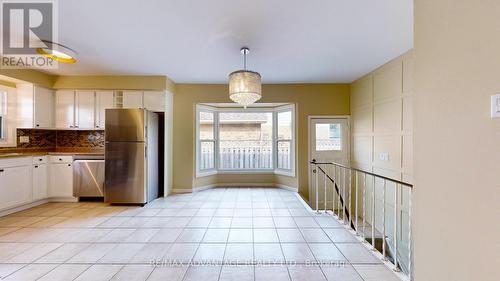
[49,162,74,198]
[33,163,48,201]
[0,162,32,211]
[0,155,75,214]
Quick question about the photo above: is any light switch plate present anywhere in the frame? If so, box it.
[491,94,500,118]
[19,136,29,143]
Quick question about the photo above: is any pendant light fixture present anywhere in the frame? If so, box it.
[228,47,262,108]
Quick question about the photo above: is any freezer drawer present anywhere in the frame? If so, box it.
[73,160,105,197]
[105,142,146,203]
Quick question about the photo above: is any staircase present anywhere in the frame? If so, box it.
[310,160,413,280]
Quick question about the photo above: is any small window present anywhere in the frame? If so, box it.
[315,123,341,151]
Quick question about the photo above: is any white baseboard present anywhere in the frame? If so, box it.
[49,197,79,203]
[216,183,276,187]
[173,183,297,194]
[0,199,50,217]
[275,184,298,192]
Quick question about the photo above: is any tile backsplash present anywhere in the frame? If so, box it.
[0,129,105,153]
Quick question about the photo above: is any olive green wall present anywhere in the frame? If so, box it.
[173,83,350,198]
[0,69,56,88]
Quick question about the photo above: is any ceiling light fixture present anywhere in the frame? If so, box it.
[36,40,78,63]
[228,47,262,108]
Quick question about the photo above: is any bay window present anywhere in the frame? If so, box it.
[196,104,295,177]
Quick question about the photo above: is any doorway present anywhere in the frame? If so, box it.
[308,116,350,209]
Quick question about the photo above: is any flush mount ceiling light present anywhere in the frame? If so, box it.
[36,40,78,63]
[228,47,262,108]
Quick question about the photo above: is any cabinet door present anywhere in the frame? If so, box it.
[16,84,34,128]
[96,91,115,129]
[34,86,54,128]
[75,91,95,129]
[55,90,75,129]
[123,91,143,108]
[33,164,48,200]
[49,163,74,198]
[143,91,165,112]
[0,166,32,210]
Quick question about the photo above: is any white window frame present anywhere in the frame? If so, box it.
[274,104,295,176]
[195,104,296,177]
[195,105,217,177]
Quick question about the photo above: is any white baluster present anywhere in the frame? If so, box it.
[324,166,327,213]
[362,173,367,241]
[394,183,400,271]
[382,179,387,260]
[315,164,319,213]
[355,171,359,236]
[372,175,376,250]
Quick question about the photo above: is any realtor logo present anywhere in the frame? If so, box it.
[0,0,58,69]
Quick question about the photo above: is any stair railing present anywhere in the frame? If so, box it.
[310,160,413,280]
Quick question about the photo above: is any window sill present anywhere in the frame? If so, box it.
[274,169,295,177]
[196,169,296,177]
[217,169,275,174]
[196,170,217,178]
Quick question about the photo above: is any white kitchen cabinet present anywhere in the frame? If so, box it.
[32,163,48,201]
[96,91,115,129]
[55,90,76,129]
[122,91,144,108]
[17,84,55,128]
[0,159,32,211]
[143,91,165,112]
[75,91,95,129]
[34,86,55,128]
[49,161,74,198]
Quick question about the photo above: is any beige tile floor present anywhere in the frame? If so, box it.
[0,188,401,281]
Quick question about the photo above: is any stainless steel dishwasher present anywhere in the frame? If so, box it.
[73,155,105,197]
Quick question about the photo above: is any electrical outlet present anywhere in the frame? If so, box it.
[19,136,29,143]
[379,152,389,161]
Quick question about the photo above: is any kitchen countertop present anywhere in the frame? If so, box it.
[0,151,104,158]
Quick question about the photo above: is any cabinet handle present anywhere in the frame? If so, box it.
[0,169,4,172]
[36,124,40,127]
[59,158,62,161]
[67,164,71,167]
[69,125,74,128]
[34,165,38,168]
[39,158,42,161]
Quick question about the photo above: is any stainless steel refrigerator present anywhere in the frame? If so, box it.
[104,108,159,204]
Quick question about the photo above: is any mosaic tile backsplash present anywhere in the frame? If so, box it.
[0,129,105,153]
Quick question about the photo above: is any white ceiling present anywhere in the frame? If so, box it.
[52,0,413,83]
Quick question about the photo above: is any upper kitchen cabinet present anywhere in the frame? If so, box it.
[123,90,165,112]
[56,90,117,129]
[143,91,165,112]
[75,91,95,129]
[95,91,115,129]
[55,90,76,129]
[122,91,143,108]
[17,84,55,129]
